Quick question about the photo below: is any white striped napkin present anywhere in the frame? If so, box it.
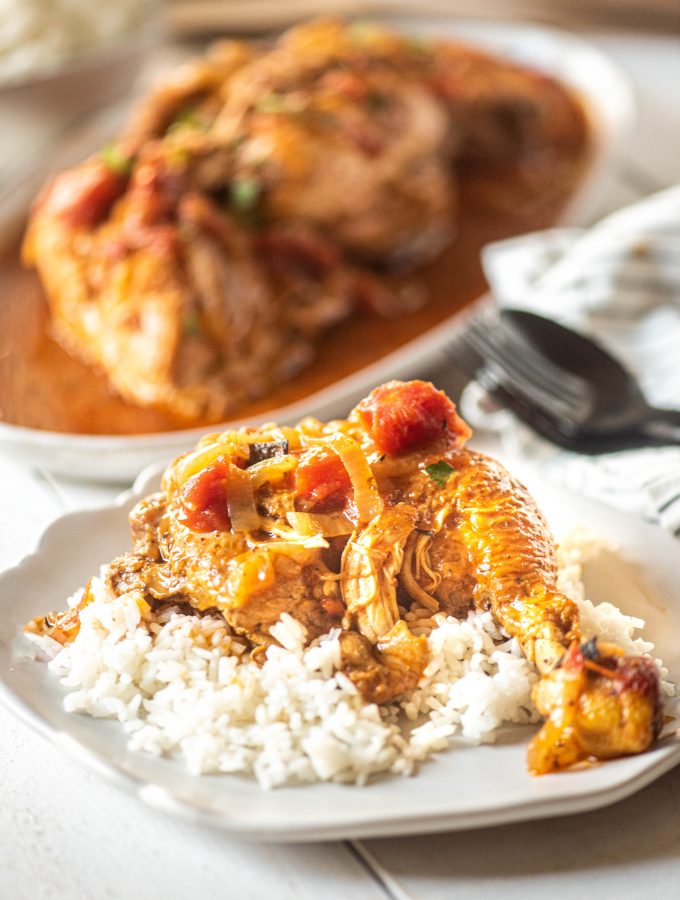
[461,185,680,534]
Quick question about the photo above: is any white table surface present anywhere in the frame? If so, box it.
[2,28,680,900]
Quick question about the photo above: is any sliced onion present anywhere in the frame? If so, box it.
[322,432,383,524]
[248,454,298,488]
[286,510,354,537]
[265,426,303,451]
[172,441,244,488]
[251,536,329,564]
[227,464,262,533]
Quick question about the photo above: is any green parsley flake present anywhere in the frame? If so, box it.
[348,21,379,44]
[425,460,455,487]
[406,36,431,57]
[100,144,132,176]
[182,311,201,336]
[255,93,288,114]
[167,108,206,134]
[230,177,262,213]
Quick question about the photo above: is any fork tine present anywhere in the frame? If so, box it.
[455,327,587,421]
[451,334,587,441]
[447,320,588,431]
[463,334,582,418]
[449,328,577,420]
[466,317,589,404]
[446,334,499,393]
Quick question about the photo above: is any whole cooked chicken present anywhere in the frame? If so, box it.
[28,380,663,772]
[24,18,588,422]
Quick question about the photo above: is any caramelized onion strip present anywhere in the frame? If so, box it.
[227,464,262,532]
[248,454,298,488]
[317,433,383,523]
[286,511,354,537]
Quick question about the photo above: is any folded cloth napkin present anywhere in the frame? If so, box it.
[461,185,680,534]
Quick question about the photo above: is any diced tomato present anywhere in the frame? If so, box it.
[119,155,186,255]
[321,70,370,102]
[257,227,339,281]
[40,161,126,228]
[355,380,471,456]
[295,447,352,512]
[178,457,231,532]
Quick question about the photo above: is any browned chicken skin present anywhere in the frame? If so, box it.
[26,381,662,772]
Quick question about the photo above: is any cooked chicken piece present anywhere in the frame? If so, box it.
[422,40,589,165]
[528,639,663,774]
[389,453,580,673]
[24,19,589,420]
[341,504,418,642]
[24,151,363,421]
[156,453,340,645]
[340,621,429,704]
[206,18,582,263]
[214,20,454,262]
[349,382,578,669]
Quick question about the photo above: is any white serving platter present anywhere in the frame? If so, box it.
[0,18,635,483]
[0,460,677,842]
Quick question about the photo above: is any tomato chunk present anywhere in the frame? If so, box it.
[295,447,352,511]
[178,457,231,532]
[355,380,471,456]
[40,161,126,228]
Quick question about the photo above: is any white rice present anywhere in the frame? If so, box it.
[30,530,677,788]
[0,0,156,83]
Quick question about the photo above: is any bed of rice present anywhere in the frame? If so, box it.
[30,529,676,789]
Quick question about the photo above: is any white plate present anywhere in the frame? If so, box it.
[0,461,678,841]
[0,18,635,483]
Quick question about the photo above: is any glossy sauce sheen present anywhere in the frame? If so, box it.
[0,152,588,435]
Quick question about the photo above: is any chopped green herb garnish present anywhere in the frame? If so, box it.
[255,92,288,114]
[366,91,389,112]
[182,311,201,336]
[167,108,206,134]
[100,143,133,176]
[230,177,262,213]
[405,36,431,57]
[347,21,379,44]
[425,460,455,487]
[167,145,191,167]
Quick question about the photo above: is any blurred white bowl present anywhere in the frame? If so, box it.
[0,9,162,175]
